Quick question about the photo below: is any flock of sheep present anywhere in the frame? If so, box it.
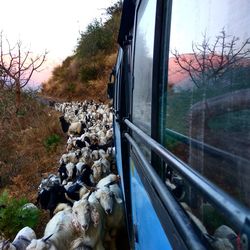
[0,98,240,250]
[0,100,126,250]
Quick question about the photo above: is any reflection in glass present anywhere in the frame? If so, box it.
[163,0,250,244]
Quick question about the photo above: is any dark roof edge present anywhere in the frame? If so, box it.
[117,0,136,47]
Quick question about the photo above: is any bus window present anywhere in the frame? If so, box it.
[132,0,157,136]
[132,0,157,160]
[114,49,123,119]
[161,0,250,239]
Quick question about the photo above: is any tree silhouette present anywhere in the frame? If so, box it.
[172,30,250,88]
[0,68,10,88]
[0,31,48,112]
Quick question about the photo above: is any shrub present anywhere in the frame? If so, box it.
[0,191,40,239]
[67,83,76,93]
[43,134,61,152]
[79,65,99,82]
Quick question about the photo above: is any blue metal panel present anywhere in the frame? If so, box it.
[114,121,126,198]
[130,159,172,250]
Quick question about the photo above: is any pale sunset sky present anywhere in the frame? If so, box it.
[0,0,117,87]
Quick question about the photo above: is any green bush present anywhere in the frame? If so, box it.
[75,2,122,59]
[79,65,99,82]
[43,134,61,152]
[0,191,40,239]
[67,83,76,93]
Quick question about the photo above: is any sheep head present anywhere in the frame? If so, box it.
[72,200,92,232]
[95,188,114,215]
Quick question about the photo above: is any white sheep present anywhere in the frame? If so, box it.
[91,159,111,184]
[75,162,86,176]
[60,152,79,165]
[79,150,93,167]
[21,203,38,212]
[105,147,115,163]
[27,209,77,250]
[91,150,100,161]
[0,226,36,250]
[65,162,76,181]
[53,203,72,215]
[95,174,124,250]
[72,198,105,250]
[68,122,84,136]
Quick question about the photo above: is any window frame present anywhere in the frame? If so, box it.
[116,0,250,248]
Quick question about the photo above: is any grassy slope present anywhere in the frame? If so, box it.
[0,98,64,200]
[41,53,117,102]
[0,91,68,237]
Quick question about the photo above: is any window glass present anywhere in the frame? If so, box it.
[162,0,250,242]
[132,0,157,135]
[114,52,123,117]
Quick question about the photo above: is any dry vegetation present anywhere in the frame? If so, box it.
[41,53,117,102]
[0,89,68,236]
[0,91,64,199]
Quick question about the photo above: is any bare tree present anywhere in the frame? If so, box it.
[0,31,48,112]
[0,68,8,88]
[172,30,250,88]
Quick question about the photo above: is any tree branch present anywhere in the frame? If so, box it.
[172,29,250,88]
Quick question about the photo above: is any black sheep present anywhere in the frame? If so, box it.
[89,138,114,151]
[37,184,72,217]
[47,185,71,217]
[75,139,87,149]
[79,121,87,135]
[58,163,68,183]
[78,165,94,187]
[66,165,94,200]
[59,116,70,133]
[66,182,82,201]
[36,189,50,209]
[84,136,91,145]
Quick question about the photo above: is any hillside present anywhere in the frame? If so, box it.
[41,1,122,102]
[0,89,68,237]
[41,53,117,102]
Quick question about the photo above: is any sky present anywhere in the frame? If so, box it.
[0,0,117,87]
[169,0,250,55]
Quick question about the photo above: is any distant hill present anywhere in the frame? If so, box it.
[41,1,122,102]
[168,55,190,87]
[168,53,250,91]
